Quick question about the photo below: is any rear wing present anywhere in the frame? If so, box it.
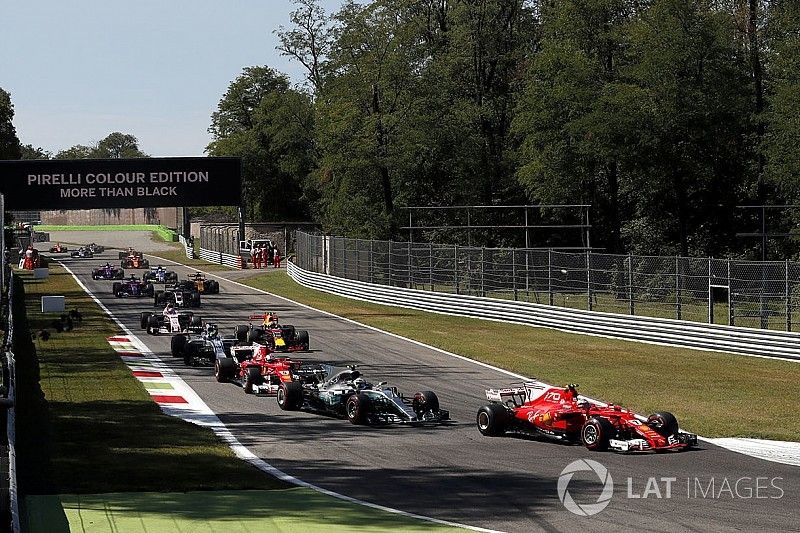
[485,380,552,405]
[248,313,271,321]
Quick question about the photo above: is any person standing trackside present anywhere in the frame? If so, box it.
[261,245,269,269]
[273,247,281,268]
[252,246,261,269]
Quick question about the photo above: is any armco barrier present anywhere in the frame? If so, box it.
[198,247,244,269]
[287,261,800,361]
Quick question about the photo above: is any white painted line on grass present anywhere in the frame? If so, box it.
[59,260,503,533]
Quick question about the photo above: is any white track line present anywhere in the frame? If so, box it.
[59,260,502,533]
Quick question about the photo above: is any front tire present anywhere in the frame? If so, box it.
[171,334,187,357]
[346,393,371,425]
[234,325,249,343]
[244,367,263,394]
[140,312,152,330]
[647,411,679,438]
[147,315,159,336]
[476,404,510,437]
[296,330,309,350]
[214,358,235,383]
[581,417,615,451]
[412,391,439,417]
[277,381,302,410]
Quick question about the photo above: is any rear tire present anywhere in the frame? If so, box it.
[346,393,371,425]
[112,282,122,297]
[189,316,202,329]
[140,312,151,330]
[214,358,235,383]
[412,391,439,417]
[145,283,154,296]
[647,411,679,438]
[147,315,159,335]
[247,328,264,344]
[296,330,309,350]
[277,381,302,410]
[581,417,615,451]
[234,325,249,342]
[476,404,510,437]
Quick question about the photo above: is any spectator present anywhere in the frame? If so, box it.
[252,247,261,269]
[262,245,269,269]
[274,247,281,268]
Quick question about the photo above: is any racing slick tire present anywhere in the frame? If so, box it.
[412,391,439,417]
[154,291,165,306]
[115,270,124,279]
[476,404,510,437]
[147,315,160,336]
[234,325,249,343]
[189,292,201,308]
[140,312,152,330]
[214,357,236,383]
[118,252,127,259]
[171,334,187,357]
[647,411,679,438]
[142,259,150,269]
[277,381,302,410]
[581,417,615,451]
[244,367,263,394]
[247,328,264,344]
[296,330,310,351]
[167,272,178,284]
[207,280,219,294]
[145,283,155,297]
[183,344,199,366]
[189,316,202,329]
[346,393,372,425]
[112,282,122,297]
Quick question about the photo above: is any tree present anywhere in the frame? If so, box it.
[54,133,147,160]
[20,144,50,160]
[0,87,22,160]
[207,66,314,221]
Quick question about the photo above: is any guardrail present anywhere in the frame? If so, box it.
[198,247,244,269]
[178,235,195,260]
[4,274,18,533]
[287,261,800,361]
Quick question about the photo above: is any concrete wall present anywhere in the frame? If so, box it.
[39,208,181,228]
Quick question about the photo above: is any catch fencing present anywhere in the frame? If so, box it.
[178,234,195,260]
[294,232,800,333]
[197,248,243,269]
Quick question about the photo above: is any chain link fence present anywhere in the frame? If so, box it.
[295,231,800,332]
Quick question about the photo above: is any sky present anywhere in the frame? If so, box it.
[0,0,345,157]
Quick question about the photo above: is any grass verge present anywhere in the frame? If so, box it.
[240,271,800,441]
[12,266,289,499]
[147,245,233,271]
[38,224,176,242]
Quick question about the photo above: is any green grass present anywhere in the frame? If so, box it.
[38,224,177,242]
[13,266,288,498]
[147,245,233,271]
[240,271,800,441]
[27,490,462,533]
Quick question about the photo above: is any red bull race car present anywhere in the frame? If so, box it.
[476,381,697,452]
[236,312,309,352]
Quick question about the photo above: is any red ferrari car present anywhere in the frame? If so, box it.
[476,381,697,452]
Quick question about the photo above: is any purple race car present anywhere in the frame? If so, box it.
[112,275,155,298]
[92,263,125,280]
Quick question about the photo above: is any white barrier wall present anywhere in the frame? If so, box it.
[287,261,800,361]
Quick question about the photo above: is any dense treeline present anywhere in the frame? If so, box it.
[205,0,800,258]
[3,1,799,258]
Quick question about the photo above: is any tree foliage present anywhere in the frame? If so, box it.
[54,132,147,160]
[204,0,800,258]
[0,87,22,160]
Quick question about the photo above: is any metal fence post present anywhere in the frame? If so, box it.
[454,244,459,294]
[480,247,485,297]
[388,239,393,286]
[430,242,434,291]
[548,249,553,306]
[786,259,791,332]
[727,258,733,326]
[356,239,361,281]
[407,242,412,288]
[708,257,713,324]
[628,255,634,315]
[675,256,682,320]
[370,240,374,284]
[586,250,592,311]
[512,250,518,301]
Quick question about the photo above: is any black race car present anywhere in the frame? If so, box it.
[171,324,238,366]
[277,366,449,425]
[92,263,125,280]
[112,275,155,298]
[70,247,94,258]
[154,285,201,308]
[87,243,105,254]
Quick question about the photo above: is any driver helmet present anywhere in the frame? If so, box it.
[205,323,218,337]
[106,262,111,267]
[165,303,175,312]
[353,377,367,389]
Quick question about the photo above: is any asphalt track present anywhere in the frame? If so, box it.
[48,234,799,533]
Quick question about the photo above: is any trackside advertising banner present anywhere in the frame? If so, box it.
[0,157,241,209]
